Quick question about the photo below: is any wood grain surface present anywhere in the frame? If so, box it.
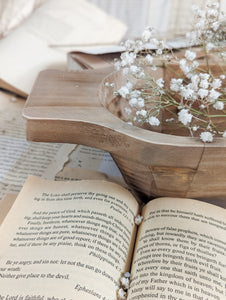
[23,68,226,204]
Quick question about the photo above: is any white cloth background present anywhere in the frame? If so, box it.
[89,0,226,39]
[0,0,225,40]
[0,0,46,38]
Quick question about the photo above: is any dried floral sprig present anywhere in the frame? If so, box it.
[117,272,131,299]
[134,215,143,225]
[108,2,226,142]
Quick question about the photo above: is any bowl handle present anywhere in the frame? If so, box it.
[23,68,131,153]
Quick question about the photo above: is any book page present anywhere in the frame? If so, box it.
[0,91,75,199]
[128,198,226,300]
[0,176,139,299]
[65,145,126,187]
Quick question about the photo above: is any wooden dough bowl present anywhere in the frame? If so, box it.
[23,66,226,203]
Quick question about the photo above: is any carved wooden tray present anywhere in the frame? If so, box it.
[23,68,226,203]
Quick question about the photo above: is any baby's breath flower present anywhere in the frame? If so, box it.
[200,131,213,143]
[130,90,141,98]
[136,110,147,117]
[122,68,129,75]
[148,116,160,126]
[120,277,130,290]
[208,89,221,102]
[113,3,226,143]
[178,109,193,126]
[199,79,209,89]
[212,21,220,31]
[118,288,126,300]
[135,214,143,225]
[180,86,194,100]
[126,81,133,90]
[130,65,139,74]
[137,97,145,108]
[213,101,224,110]
[170,78,183,92]
[120,52,136,67]
[166,118,174,122]
[206,42,215,53]
[192,125,198,131]
[124,107,132,115]
[198,88,209,99]
[145,54,154,64]
[142,27,152,42]
[118,86,130,98]
[200,73,210,80]
[212,79,222,89]
[185,50,196,61]
[156,78,164,88]
[129,98,138,107]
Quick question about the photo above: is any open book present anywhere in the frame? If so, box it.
[0,176,225,299]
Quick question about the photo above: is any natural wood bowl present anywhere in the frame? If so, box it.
[23,67,226,203]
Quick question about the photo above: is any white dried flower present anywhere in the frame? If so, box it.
[156,49,162,55]
[126,81,133,90]
[148,116,160,126]
[200,131,213,143]
[213,101,224,110]
[178,109,193,126]
[180,59,191,76]
[192,125,198,131]
[121,52,136,66]
[118,86,130,98]
[156,78,164,88]
[137,97,145,108]
[142,27,152,42]
[114,61,121,70]
[118,288,126,300]
[220,75,225,80]
[135,214,143,225]
[212,79,222,89]
[145,54,153,64]
[120,277,130,290]
[185,50,196,61]
[122,68,129,75]
[223,131,226,138]
[130,90,141,98]
[136,109,147,117]
[180,86,194,99]
[206,42,215,53]
[170,78,183,92]
[190,75,199,90]
[199,79,209,89]
[124,107,132,115]
[129,98,138,107]
[137,71,145,79]
[130,65,139,74]
[208,89,221,102]
[166,118,174,122]
[212,21,220,31]
[200,73,210,80]
[198,88,209,99]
